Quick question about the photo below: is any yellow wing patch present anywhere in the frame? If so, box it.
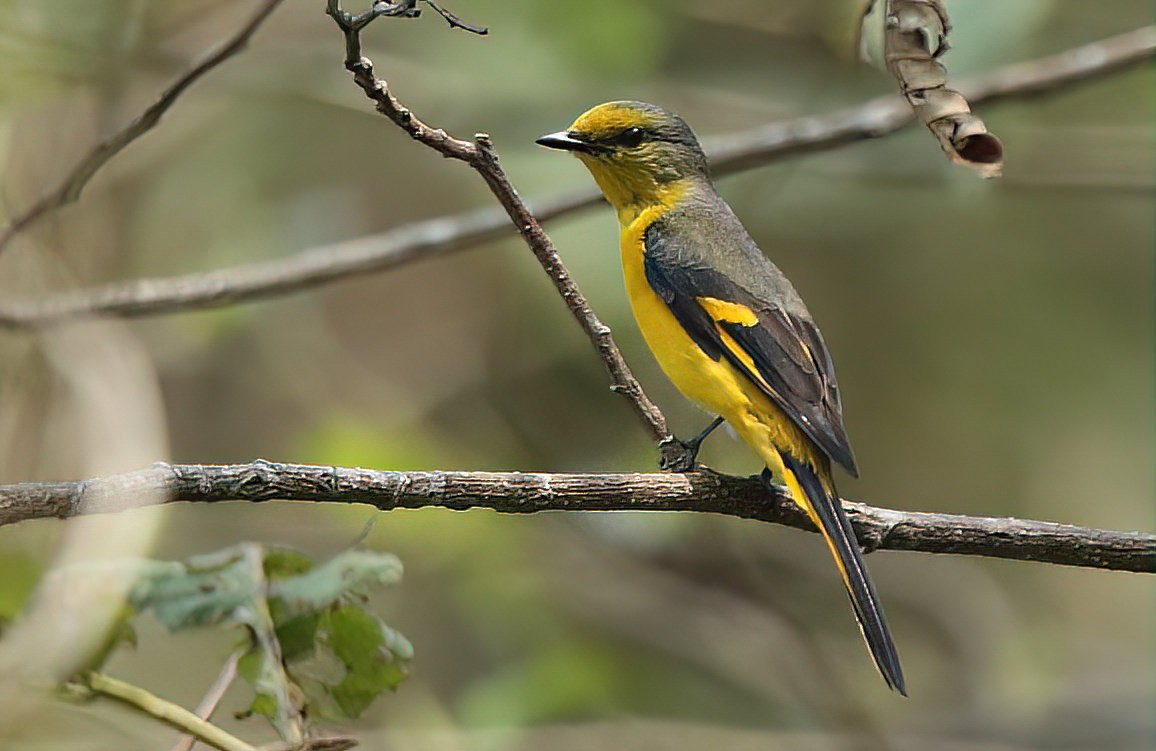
[697,296,777,395]
[716,326,776,396]
[696,296,759,326]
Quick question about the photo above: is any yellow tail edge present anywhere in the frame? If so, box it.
[771,453,907,696]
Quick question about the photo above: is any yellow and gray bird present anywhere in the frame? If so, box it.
[537,101,905,694]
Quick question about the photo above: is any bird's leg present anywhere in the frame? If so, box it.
[686,414,726,454]
[759,467,783,492]
[758,467,798,514]
[759,467,809,521]
[659,415,725,472]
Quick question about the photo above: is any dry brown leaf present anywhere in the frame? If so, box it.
[859,0,1004,177]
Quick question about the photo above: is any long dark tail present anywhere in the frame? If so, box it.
[773,455,907,695]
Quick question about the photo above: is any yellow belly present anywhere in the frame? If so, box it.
[620,213,819,474]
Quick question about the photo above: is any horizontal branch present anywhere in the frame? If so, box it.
[1,26,1151,329]
[3,461,1152,573]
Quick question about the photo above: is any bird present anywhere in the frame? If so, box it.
[537,101,905,695]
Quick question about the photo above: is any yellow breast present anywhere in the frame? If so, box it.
[619,209,821,473]
[620,210,740,417]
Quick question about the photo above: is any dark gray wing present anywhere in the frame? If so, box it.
[643,213,858,475]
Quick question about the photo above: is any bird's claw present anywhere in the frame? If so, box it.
[659,436,700,472]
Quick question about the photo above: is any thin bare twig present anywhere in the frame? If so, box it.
[170,650,243,751]
[422,0,488,35]
[1,26,1150,329]
[0,0,287,256]
[322,0,673,448]
[1,462,1151,573]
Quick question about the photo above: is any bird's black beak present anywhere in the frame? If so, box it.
[536,131,590,153]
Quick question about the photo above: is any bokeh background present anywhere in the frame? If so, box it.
[0,1,1152,749]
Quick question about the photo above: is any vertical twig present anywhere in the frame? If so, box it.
[324,1,675,450]
[170,650,243,751]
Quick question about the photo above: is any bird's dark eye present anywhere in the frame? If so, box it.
[613,127,646,148]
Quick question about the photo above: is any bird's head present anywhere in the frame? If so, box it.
[537,101,709,222]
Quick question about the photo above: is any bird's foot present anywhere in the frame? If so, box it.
[659,416,725,472]
[659,437,699,472]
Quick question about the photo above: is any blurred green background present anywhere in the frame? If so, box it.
[0,1,1152,749]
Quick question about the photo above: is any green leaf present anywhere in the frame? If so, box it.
[128,552,261,631]
[275,612,322,663]
[270,549,402,614]
[239,691,279,722]
[262,548,316,580]
[325,605,382,665]
[117,543,411,733]
[320,605,413,718]
[236,648,261,685]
